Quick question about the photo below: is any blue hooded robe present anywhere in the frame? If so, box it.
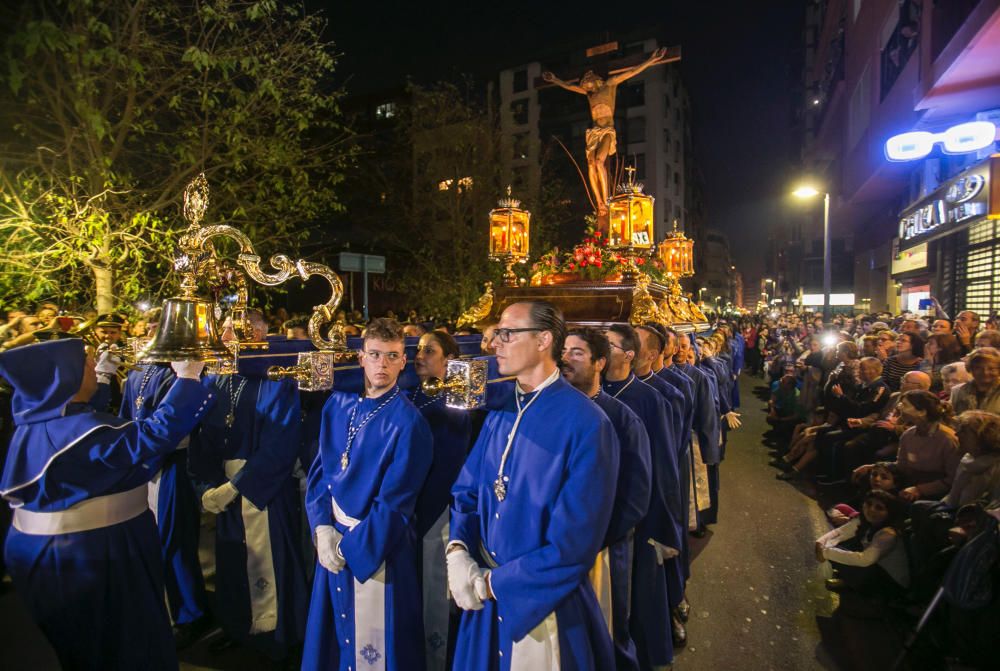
[302,385,434,671]
[121,364,208,626]
[656,365,695,581]
[451,373,617,671]
[593,391,651,671]
[602,373,679,669]
[0,339,213,670]
[188,371,309,658]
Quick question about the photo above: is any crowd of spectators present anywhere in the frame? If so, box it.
[745,307,1000,667]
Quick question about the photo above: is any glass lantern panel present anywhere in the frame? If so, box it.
[630,199,653,248]
[510,212,530,256]
[490,215,509,255]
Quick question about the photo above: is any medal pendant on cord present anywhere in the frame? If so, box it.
[340,451,350,471]
[135,395,144,410]
[225,412,236,428]
[493,476,507,502]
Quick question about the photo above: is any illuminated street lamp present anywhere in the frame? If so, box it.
[792,184,831,322]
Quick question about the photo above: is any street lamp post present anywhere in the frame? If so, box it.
[792,186,831,323]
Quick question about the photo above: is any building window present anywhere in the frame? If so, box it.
[663,127,671,145]
[664,198,673,219]
[675,139,681,159]
[631,153,646,180]
[623,81,644,107]
[510,100,529,126]
[512,69,528,93]
[513,133,530,160]
[879,0,921,100]
[663,94,671,116]
[664,164,672,186]
[626,116,646,143]
[957,220,1000,315]
[375,102,396,119]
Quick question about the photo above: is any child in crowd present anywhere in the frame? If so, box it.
[826,462,903,526]
[815,489,909,597]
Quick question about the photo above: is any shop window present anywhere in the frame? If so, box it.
[956,220,1000,315]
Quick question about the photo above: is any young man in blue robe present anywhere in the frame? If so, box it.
[303,317,433,671]
[188,310,309,662]
[673,334,722,536]
[0,339,212,670]
[121,362,211,647]
[411,330,474,671]
[603,324,681,671]
[562,327,651,671]
[449,301,618,670]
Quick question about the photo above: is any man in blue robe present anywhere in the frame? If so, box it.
[643,324,695,646]
[189,310,309,662]
[450,301,617,670]
[303,317,433,671]
[562,327,650,671]
[673,334,722,536]
[0,339,212,670]
[121,362,211,647]
[603,324,681,671]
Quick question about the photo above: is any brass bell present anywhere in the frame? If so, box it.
[137,297,232,363]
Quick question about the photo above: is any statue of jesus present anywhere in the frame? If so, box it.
[543,47,678,216]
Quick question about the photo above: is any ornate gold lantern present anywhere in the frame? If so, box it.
[608,167,654,281]
[658,219,695,278]
[489,186,530,287]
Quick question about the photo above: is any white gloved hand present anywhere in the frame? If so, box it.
[171,360,206,380]
[201,481,239,514]
[446,547,486,611]
[724,411,742,430]
[648,539,680,565]
[315,525,346,574]
[95,349,123,375]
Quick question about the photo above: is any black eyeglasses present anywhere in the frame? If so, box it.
[492,327,542,343]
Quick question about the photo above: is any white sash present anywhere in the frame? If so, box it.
[588,548,613,636]
[422,510,451,671]
[147,471,162,525]
[12,484,148,535]
[224,459,278,634]
[481,543,561,671]
[690,435,712,521]
[332,495,387,671]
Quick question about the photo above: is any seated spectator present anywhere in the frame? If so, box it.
[953,310,980,354]
[950,347,1000,414]
[939,361,971,400]
[944,411,1000,508]
[921,333,963,392]
[973,329,1000,350]
[767,374,804,439]
[856,390,961,502]
[827,461,904,527]
[838,371,931,469]
[883,331,924,392]
[402,323,427,338]
[815,489,909,597]
[875,329,896,361]
[930,319,952,336]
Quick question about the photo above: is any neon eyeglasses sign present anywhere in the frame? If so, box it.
[885,121,997,162]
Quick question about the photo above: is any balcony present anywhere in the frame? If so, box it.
[880,0,922,101]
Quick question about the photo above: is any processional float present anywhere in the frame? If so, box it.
[425,44,710,409]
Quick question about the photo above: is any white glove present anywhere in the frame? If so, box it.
[648,539,680,565]
[201,481,239,514]
[316,525,346,574]
[171,360,206,380]
[724,411,742,430]
[95,349,123,375]
[446,547,487,610]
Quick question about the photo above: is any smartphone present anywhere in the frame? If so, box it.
[918,298,933,310]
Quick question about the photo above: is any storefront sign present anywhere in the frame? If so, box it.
[898,156,999,245]
[891,242,928,274]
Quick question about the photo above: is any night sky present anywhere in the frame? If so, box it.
[315,1,806,279]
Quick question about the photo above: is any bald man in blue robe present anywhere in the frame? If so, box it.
[0,339,212,670]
